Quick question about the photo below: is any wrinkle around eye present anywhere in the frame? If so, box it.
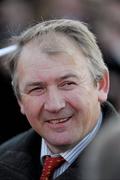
[26,87,46,96]
[59,81,78,90]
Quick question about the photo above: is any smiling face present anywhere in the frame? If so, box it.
[16,35,109,153]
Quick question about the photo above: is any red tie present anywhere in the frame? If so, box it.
[40,156,65,180]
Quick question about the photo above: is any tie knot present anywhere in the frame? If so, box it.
[40,156,65,180]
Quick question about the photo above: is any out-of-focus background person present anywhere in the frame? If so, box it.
[0,0,120,144]
[82,116,120,180]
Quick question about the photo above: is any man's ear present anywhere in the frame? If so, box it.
[17,99,25,115]
[97,70,110,103]
[11,81,25,115]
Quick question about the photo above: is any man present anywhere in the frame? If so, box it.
[0,19,119,180]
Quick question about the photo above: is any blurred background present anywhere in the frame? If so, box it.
[0,0,120,144]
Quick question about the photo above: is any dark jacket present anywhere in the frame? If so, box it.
[0,102,119,180]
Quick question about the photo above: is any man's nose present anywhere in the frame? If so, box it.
[44,87,65,112]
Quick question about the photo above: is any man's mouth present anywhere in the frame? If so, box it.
[46,116,72,124]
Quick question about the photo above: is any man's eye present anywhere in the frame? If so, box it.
[59,81,77,90]
[28,87,45,96]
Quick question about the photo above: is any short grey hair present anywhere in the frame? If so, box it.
[5,19,108,99]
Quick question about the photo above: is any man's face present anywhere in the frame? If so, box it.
[17,40,107,153]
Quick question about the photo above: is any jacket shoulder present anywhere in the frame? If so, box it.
[0,128,38,156]
[0,129,41,180]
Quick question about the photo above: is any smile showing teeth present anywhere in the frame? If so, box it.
[47,117,71,124]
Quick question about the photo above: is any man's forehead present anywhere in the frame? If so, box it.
[21,31,81,57]
[17,31,88,74]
